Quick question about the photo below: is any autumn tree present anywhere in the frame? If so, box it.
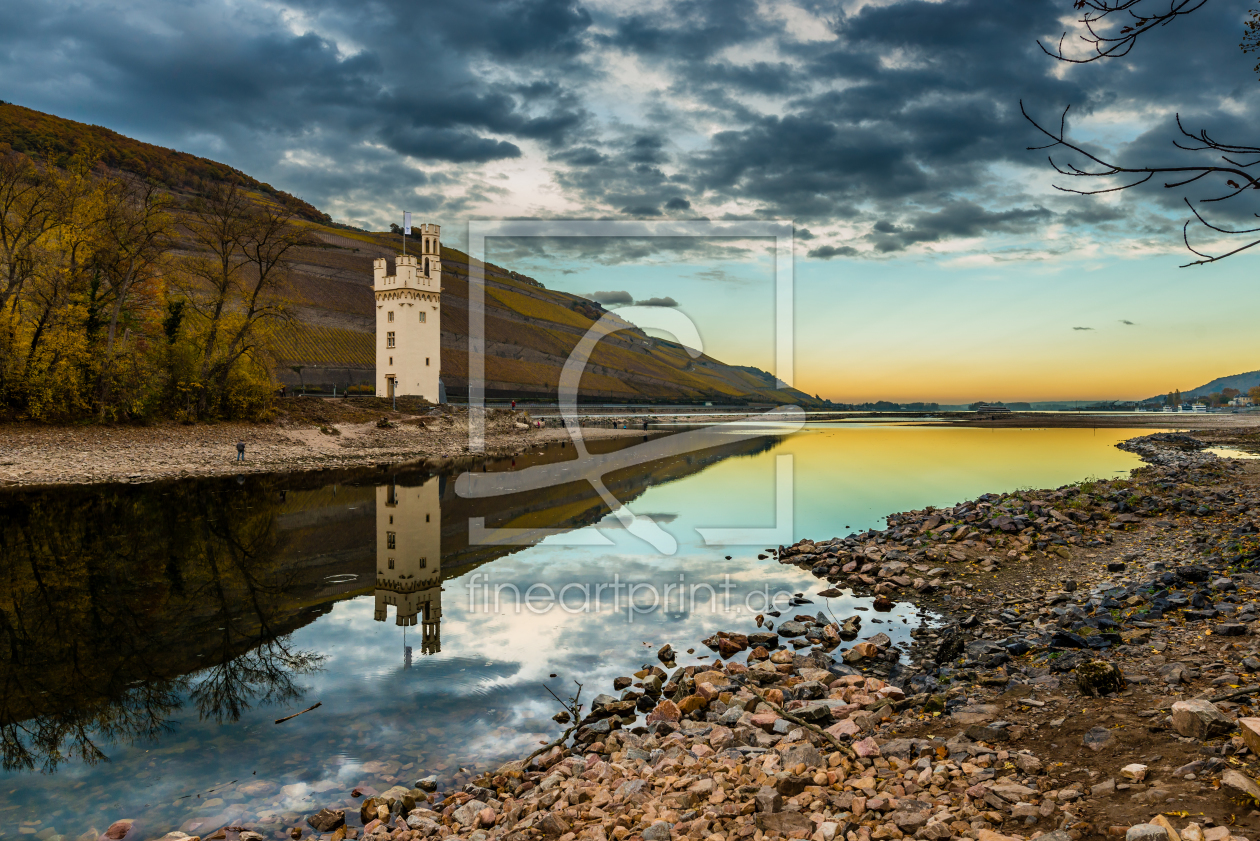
[175,182,306,418]
[0,150,62,314]
[1,154,110,416]
[86,178,173,415]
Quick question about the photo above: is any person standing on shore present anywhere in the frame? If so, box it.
[236,441,245,462]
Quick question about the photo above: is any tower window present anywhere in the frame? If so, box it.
[388,356,393,365]
[386,331,396,348]
[388,558,395,570]
[419,557,427,568]
[419,311,426,323]
[426,513,430,522]
[426,357,430,366]
[387,531,396,549]
[387,310,394,322]
[424,257,429,277]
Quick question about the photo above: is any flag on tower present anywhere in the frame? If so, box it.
[403,212,412,234]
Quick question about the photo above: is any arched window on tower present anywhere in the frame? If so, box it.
[424,258,429,277]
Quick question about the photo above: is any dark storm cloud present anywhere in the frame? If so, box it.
[869,201,1054,253]
[0,0,1254,248]
[808,245,859,259]
[588,290,634,305]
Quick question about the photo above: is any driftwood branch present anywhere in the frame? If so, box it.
[745,683,857,760]
[521,679,586,765]
[274,702,321,724]
[1209,684,1260,703]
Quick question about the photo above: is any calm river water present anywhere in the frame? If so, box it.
[0,424,1155,840]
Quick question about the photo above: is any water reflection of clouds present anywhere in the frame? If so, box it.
[0,426,1154,838]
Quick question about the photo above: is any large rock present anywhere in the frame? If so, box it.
[98,821,134,841]
[1171,699,1232,740]
[642,822,673,841]
[406,815,440,836]
[890,804,931,832]
[757,811,814,835]
[1075,660,1125,696]
[778,621,808,637]
[778,742,823,769]
[360,797,389,825]
[535,812,571,838]
[452,799,488,828]
[307,809,346,832]
[646,699,681,724]
[1082,726,1116,752]
[1239,717,1260,755]
[1126,826,1170,841]
[755,786,782,813]
[1220,769,1260,803]
[843,642,879,663]
[1150,815,1181,841]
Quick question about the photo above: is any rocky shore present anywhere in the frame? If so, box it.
[56,429,1260,841]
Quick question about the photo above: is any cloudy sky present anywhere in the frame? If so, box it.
[3,0,1259,402]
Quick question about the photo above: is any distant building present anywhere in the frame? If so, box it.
[1231,395,1254,407]
[973,403,1012,414]
[373,223,442,401]
[374,478,442,655]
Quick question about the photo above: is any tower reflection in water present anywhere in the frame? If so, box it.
[374,477,442,661]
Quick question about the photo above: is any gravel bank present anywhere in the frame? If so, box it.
[0,407,661,488]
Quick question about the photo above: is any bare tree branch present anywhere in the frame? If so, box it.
[1022,99,1260,265]
[1038,0,1210,63]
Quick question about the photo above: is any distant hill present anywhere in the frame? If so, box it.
[1,103,819,405]
[1144,369,1260,402]
[1181,370,1260,398]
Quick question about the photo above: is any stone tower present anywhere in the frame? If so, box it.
[373,222,442,401]
[374,478,442,655]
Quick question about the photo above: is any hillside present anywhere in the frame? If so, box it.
[0,103,815,405]
[0,102,329,224]
[1142,369,1260,403]
[271,229,817,403]
[1180,370,1260,398]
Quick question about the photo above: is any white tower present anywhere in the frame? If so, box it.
[373,222,442,401]
[374,478,443,655]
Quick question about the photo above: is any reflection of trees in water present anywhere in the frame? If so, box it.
[0,479,325,772]
[190,638,323,726]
